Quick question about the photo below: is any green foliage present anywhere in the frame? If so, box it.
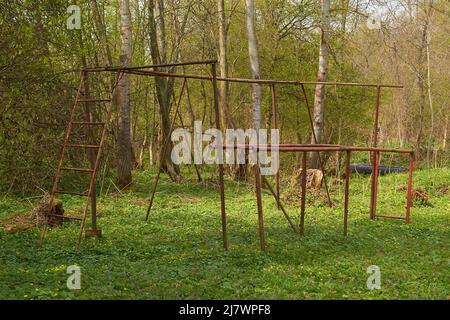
[0,168,448,299]
[1,0,448,193]
[0,0,82,193]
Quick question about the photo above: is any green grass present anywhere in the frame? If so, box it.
[0,167,448,299]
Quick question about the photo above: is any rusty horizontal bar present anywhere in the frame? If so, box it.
[47,213,83,221]
[221,143,341,148]
[123,69,403,88]
[55,190,88,196]
[82,60,218,72]
[252,146,341,152]
[344,146,413,154]
[78,99,110,103]
[72,122,106,126]
[64,216,83,221]
[61,167,94,173]
[68,144,100,149]
[216,144,413,154]
[375,215,406,220]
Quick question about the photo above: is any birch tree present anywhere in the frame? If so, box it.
[116,0,133,189]
[217,0,233,130]
[310,0,331,168]
[424,1,434,167]
[245,0,262,131]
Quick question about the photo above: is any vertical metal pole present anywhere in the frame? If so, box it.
[300,151,307,235]
[344,150,351,236]
[370,151,380,219]
[370,86,381,220]
[254,164,265,252]
[82,71,98,235]
[270,84,280,208]
[406,152,414,224]
[211,63,228,250]
[372,86,381,148]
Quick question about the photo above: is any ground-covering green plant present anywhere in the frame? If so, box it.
[0,168,448,299]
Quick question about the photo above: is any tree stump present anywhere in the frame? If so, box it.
[290,168,324,191]
[47,199,64,227]
[34,198,64,228]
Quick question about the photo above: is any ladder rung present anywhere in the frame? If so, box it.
[68,144,100,149]
[61,167,94,173]
[65,216,83,221]
[72,122,106,126]
[55,190,89,197]
[78,99,110,103]
[48,213,82,221]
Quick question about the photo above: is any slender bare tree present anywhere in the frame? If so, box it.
[116,0,133,189]
[311,0,331,168]
[90,0,113,66]
[245,0,262,131]
[425,0,435,167]
[147,0,180,181]
[217,0,233,130]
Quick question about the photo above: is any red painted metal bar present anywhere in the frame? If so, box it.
[406,152,414,224]
[299,151,307,236]
[344,150,351,236]
[211,63,228,251]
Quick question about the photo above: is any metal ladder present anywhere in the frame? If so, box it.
[40,70,121,248]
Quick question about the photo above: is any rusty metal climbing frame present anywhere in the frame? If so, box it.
[47,59,414,252]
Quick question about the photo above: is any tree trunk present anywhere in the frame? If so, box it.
[90,0,113,66]
[218,0,233,130]
[340,0,349,32]
[310,0,331,169]
[245,0,262,131]
[425,1,434,168]
[415,2,431,160]
[116,0,133,189]
[148,0,180,181]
